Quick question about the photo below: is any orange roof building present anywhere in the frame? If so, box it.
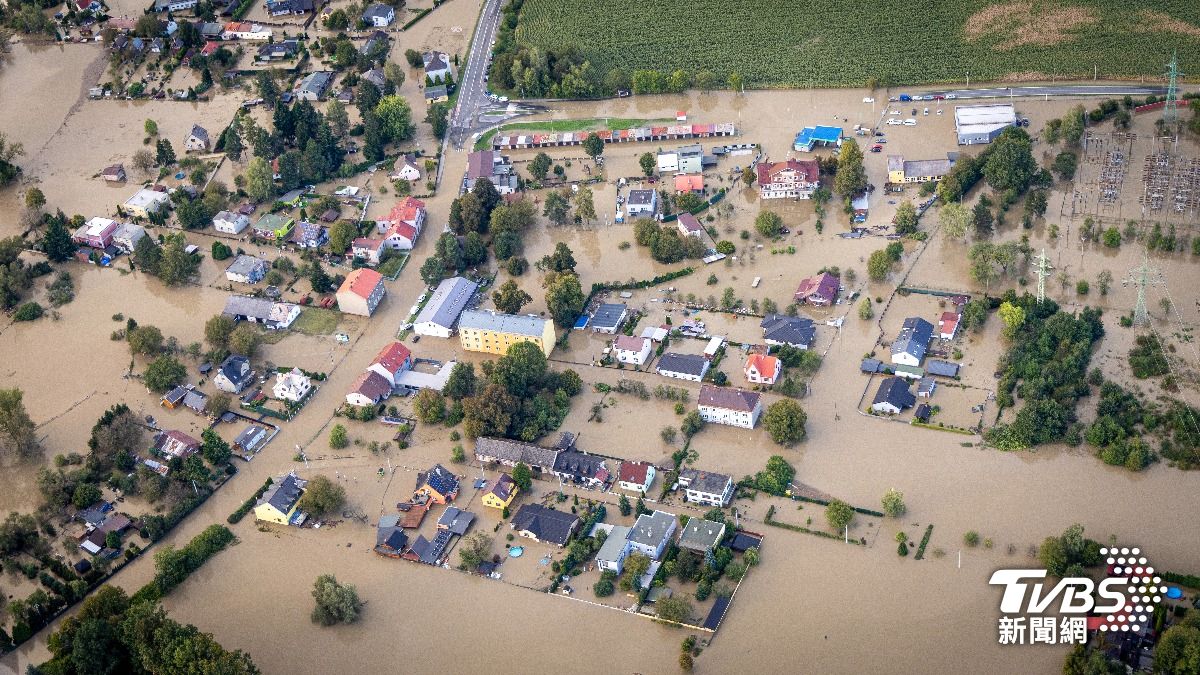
[744,353,782,385]
[336,268,386,316]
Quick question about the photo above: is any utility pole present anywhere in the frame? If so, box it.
[1035,248,1054,304]
[1123,255,1164,327]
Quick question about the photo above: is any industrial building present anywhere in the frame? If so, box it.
[954,104,1016,145]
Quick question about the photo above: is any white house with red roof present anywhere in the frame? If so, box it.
[617,461,656,494]
[367,342,412,386]
[938,311,960,340]
[676,212,705,238]
[336,268,386,316]
[744,353,782,385]
[697,384,762,429]
[345,370,392,407]
[612,335,652,366]
[756,158,821,200]
[351,237,386,265]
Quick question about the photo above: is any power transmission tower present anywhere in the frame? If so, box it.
[1164,50,1181,125]
[1123,255,1165,327]
[1034,248,1054,304]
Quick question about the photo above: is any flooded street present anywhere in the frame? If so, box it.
[2,2,1199,670]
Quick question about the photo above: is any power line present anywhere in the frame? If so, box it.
[1035,248,1054,304]
[1122,254,1165,327]
[1164,50,1181,126]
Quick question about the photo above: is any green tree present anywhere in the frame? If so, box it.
[639,152,656,177]
[127,324,164,356]
[228,324,261,358]
[42,216,78,262]
[329,424,349,449]
[972,200,994,236]
[763,399,807,446]
[144,119,158,136]
[543,189,571,226]
[492,280,532,314]
[858,297,874,320]
[443,362,477,400]
[1155,614,1200,675]
[425,102,449,140]
[155,234,199,286]
[1101,227,1121,248]
[328,220,357,255]
[528,152,552,180]
[753,455,795,495]
[680,410,704,438]
[983,128,1036,192]
[825,499,854,531]
[867,249,892,281]
[375,95,413,143]
[310,574,361,626]
[24,187,45,211]
[223,123,243,160]
[204,314,236,348]
[655,596,693,624]
[511,462,532,492]
[143,356,186,392]
[155,139,176,167]
[325,99,349,138]
[413,388,446,423]
[834,138,867,197]
[881,488,906,517]
[72,482,102,509]
[754,210,783,237]
[545,271,585,328]
[575,186,596,223]
[201,428,231,465]
[297,475,346,517]
[457,532,492,571]
[728,71,744,93]
[998,301,1025,339]
[0,388,41,461]
[938,202,970,239]
[244,157,273,202]
[1061,105,1085,146]
[893,200,918,235]
[582,132,604,160]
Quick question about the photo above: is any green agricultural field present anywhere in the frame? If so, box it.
[514,0,1200,89]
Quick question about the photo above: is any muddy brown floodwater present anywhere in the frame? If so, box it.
[2,3,1199,671]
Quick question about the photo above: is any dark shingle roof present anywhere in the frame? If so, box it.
[697,384,760,413]
[474,437,560,471]
[926,360,960,377]
[860,358,884,373]
[417,464,459,499]
[678,469,731,496]
[760,314,816,348]
[511,504,579,545]
[260,473,305,515]
[553,451,608,482]
[436,506,475,535]
[590,303,627,330]
[656,352,709,377]
[872,376,915,410]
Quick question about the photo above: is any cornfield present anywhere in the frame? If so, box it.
[514,0,1200,88]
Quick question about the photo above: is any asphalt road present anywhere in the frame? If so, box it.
[449,0,504,147]
[900,84,1171,101]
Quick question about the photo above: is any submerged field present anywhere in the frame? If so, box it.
[514,0,1200,88]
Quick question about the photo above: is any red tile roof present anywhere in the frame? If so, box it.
[349,370,392,403]
[756,158,820,186]
[744,353,781,379]
[383,221,417,244]
[618,461,652,485]
[385,196,424,226]
[339,268,384,299]
[939,311,959,333]
[794,272,839,304]
[371,342,411,375]
[613,335,649,352]
[674,174,704,192]
[352,237,384,251]
[200,41,220,56]
[677,212,704,233]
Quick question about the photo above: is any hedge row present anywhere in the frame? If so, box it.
[228,477,274,524]
[130,524,236,605]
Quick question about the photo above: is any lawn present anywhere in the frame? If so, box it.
[474,117,670,150]
[377,253,408,279]
[513,0,1200,88]
[291,307,341,335]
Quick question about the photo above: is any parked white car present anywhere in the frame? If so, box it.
[886,119,903,126]
[903,119,917,126]
[888,110,900,116]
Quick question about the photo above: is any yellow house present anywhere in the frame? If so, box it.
[458,310,556,357]
[887,155,955,184]
[481,473,518,510]
[254,473,307,526]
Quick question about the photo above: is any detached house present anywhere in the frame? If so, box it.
[294,70,334,102]
[678,468,734,507]
[625,189,658,217]
[891,317,934,367]
[414,464,459,504]
[253,213,294,240]
[511,504,579,547]
[793,272,840,306]
[481,473,518,510]
[744,353,781,385]
[289,221,327,249]
[336,268,386,316]
[676,212,705,238]
[655,353,709,382]
[617,461,656,494]
[213,210,250,235]
[679,518,726,555]
[122,187,170,218]
[214,354,254,394]
[628,510,678,561]
[422,50,452,82]
[185,124,210,152]
[697,384,763,429]
[361,3,393,26]
[101,164,126,182]
[552,450,610,490]
[373,196,425,251]
[938,311,960,340]
[254,472,307,525]
[73,217,118,249]
[367,342,412,386]
[756,158,820,200]
[155,430,201,459]
[222,295,301,329]
[871,376,916,415]
[224,254,267,284]
[113,223,146,254]
[760,314,815,349]
[464,151,517,194]
[345,370,391,407]
[272,368,311,402]
[612,335,652,366]
[390,155,421,182]
[596,525,632,574]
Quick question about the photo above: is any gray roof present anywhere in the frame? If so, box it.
[511,504,579,545]
[256,39,298,59]
[189,124,209,144]
[361,3,391,20]
[760,314,816,348]
[626,189,656,206]
[860,358,884,373]
[458,310,548,338]
[436,506,475,536]
[629,510,677,550]
[917,377,937,394]
[678,468,731,496]
[297,70,334,97]
[873,376,915,410]
[415,276,479,330]
[234,425,267,451]
[656,352,709,377]
[258,473,305,515]
[679,518,725,552]
[217,354,252,388]
[590,303,627,330]
[225,254,265,278]
[552,450,608,483]
[424,85,448,100]
[474,437,561,471]
[926,360,960,377]
[223,295,274,321]
[891,317,934,362]
[697,384,760,413]
[596,525,631,563]
[407,534,444,565]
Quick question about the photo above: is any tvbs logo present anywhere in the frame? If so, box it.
[989,547,1165,645]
